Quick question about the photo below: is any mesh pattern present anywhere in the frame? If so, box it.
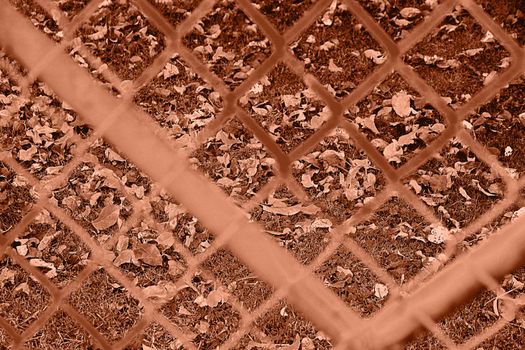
[0,0,524,349]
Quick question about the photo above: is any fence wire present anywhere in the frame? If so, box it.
[0,0,524,349]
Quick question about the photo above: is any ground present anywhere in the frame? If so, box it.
[1,0,525,349]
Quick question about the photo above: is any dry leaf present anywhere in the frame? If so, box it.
[206,287,229,307]
[252,106,268,116]
[0,268,15,287]
[262,203,320,216]
[134,243,163,266]
[301,174,316,188]
[87,25,107,40]
[328,59,343,73]
[282,94,301,107]
[29,258,57,278]
[400,7,421,18]
[428,226,449,244]
[92,204,119,231]
[282,335,301,350]
[113,249,137,267]
[142,281,178,304]
[458,187,471,200]
[319,40,336,51]
[156,230,175,248]
[207,24,221,39]
[409,179,422,194]
[391,91,411,117]
[14,282,31,295]
[356,115,379,134]
[374,283,389,299]
[18,145,37,161]
[483,71,497,86]
[383,140,403,162]
[162,62,179,79]
[364,49,386,64]
[301,337,316,350]
[105,148,125,162]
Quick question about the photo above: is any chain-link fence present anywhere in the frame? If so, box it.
[0,0,524,349]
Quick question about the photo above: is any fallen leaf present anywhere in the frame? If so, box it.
[319,40,336,51]
[311,218,333,229]
[301,337,316,350]
[328,59,343,73]
[134,243,163,266]
[428,226,449,244]
[156,230,175,248]
[18,145,37,161]
[142,281,178,304]
[301,174,316,188]
[458,186,471,200]
[0,268,15,287]
[383,140,403,162]
[252,106,268,116]
[87,25,107,40]
[162,62,179,79]
[262,203,320,216]
[321,0,337,26]
[476,182,497,197]
[394,18,411,27]
[29,258,57,278]
[282,335,301,350]
[356,115,379,134]
[481,31,495,43]
[483,71,497,86]
[113,249,137,267]
[409,179,422,194]
[282,94,301,107]
[92,204,120,231]
[196,320,210,333]
[364,49,386,64]
[400,7,421,18]
[206,287,229,307]
[391,91,411,117]
[374,283,389,299]
[14,282,31,295]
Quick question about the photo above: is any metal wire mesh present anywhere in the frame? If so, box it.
[0,0,524,349]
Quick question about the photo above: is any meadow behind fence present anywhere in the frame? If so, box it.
[0,0,525,349]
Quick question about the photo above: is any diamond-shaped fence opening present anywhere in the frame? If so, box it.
[49,0,91,20]
[290,2,385,99]
[67,268,143,342]
[1,0,525,349]
[75,0,167,81]
[347,72,446,167]
[0,161,36,234]
[23,309,94,349]
[403,4,512,108]
[183,0,272,88]
[242,62,328,153]
[357,0,441,42]
[190,117,276,204]
[290,127,386,223]
[0,256,51,332]
[13,209,91,287]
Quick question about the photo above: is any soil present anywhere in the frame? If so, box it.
[0,0,524,349]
